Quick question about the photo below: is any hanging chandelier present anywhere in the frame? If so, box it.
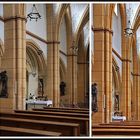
[27,4,41,22]
[124,5,134,37]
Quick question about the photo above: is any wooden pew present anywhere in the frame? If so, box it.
[92,127,140,136]
[0,117,80,136]
[44,107,89,111]
[104,121,140,126]
[93,124,140,136]
[0,112,89,136]
[0,125,61,136]
[15,110,89,118]
[33,108,89,114]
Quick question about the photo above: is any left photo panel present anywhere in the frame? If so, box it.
[0,3,90,137]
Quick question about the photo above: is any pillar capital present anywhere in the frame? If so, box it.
[92,26,113,35]
[122,59,132,63]
[4,16,27,23]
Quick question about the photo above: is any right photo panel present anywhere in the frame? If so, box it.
[92,3,140,137]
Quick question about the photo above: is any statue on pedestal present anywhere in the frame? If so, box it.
[0,71,8,98]
[60,81,66,96]
[92,83,98,112]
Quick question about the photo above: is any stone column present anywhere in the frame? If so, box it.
[131,38,139,120]
[67,54,73,105]
[77,62,86,104]
[121,37,131,120]
[77,40,86,104]
[0,4,26,112]
[92,4,105,124]
[72,54,78,105]
[66,44,78,106]
[138,73,140,120]
[132,73,140,120]
[53,42,60,107]
[46,4,60,107]
[92,4,113,124]
[15,4,26,110]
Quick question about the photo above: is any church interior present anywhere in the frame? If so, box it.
[92,3,140,137]
[0,3,89,137]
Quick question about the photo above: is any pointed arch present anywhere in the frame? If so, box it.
[112,56,121,93]
[75,6,89,46]
[56,4,69,41]
[112,56,121,113]
[26,39,47,75]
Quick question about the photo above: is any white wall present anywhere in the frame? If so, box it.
[60,17,67,54]
[26,4,47,59]
[26,4,47,40]
[0,4,4,42]
[112,5,122,56]
[83,21,89,47]
[53,4,60,15]
[60,53,67,68]
[0,4,3,16]
[0,21,4,42]
[112,5,122,76]
[27,51,39,99]
[136,27,140,54]
[70,4,88,33]
[28,73,38,98]
[60,16,67,67]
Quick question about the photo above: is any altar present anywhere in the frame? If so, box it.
[26,99,52,110]
[112,116,126,121]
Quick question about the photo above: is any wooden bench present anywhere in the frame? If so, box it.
[0,112,89,136]
[40,108,89,114]
[93,124,140,136]
[92,127,140,136]
[33,108,89,114]
[104,121,140,126]
[15,110,89,118]
[44,107,89,111]
[0,117,80,136]
[0,125,61,136]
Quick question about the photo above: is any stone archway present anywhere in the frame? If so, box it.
[112,57,121,115]
[26,39,47,100]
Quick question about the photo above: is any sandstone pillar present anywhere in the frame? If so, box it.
[46,4,60,107]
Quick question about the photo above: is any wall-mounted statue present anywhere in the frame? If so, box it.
[114,94,119,112]
[38,78,44,97]
[60,81,66,96]
[92,83,98,112]
[0,71,8,98]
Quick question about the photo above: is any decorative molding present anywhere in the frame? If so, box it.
[122,59,131,63]
[131,72,140,76]
[47,41,60,44]
[92,26,113,35]
[59,51,79,57]
[112,48,131,63]
[77,62,89,64]
[112,48,122,61]
[0,16,4,22]
[26,30,48,44]
[59,50,67,56]
[4,16,27,22]
[26,30,60,45]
